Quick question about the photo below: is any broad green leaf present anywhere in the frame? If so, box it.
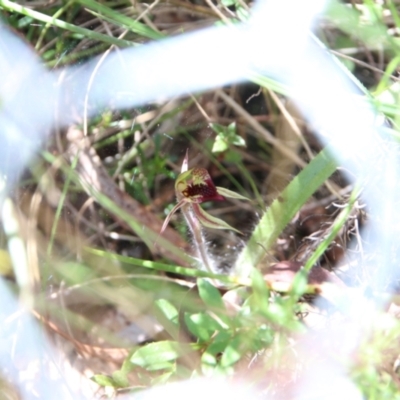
[220,333,248,368]
[154,299,180,338]
[111,370,130,388]
[144,361,175,372]
[92,374,117,388]
[211,122,246,154]
[184,312,223,342]
[254,325,274,348]
[130,341,193,370]
[197,278,226,311]
[201,352,217,367]
[266,302,291,326]
[151,369,175,385]
[249,268,270,315]
[197,278,231,327]
[234,146,337,279]
[155,299,179,324]
[205,331,232,356]
[212,137,229,153]
[202,330,232,373]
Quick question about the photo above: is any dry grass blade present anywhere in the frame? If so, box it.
[265,98,304,202]
[217,89,307,168]
[66,126,190,265]
[4,0,400,398]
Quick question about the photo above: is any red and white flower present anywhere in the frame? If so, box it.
[161,151,248,234]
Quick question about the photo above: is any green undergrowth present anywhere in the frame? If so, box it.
[2,0,400,398]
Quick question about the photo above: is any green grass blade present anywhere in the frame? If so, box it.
[46,153,78,257]
[41,151,191,265]
[249,72,290,96]
[77,0,164,40]
[233,146,337,279]
[303,185,361,272]
[45,42,109,67]
[85,247,248,285]
[35,0,73,50]
[0,0,133,47]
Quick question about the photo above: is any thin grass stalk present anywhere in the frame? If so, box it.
[181,203,214,274]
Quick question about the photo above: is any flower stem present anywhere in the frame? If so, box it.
[181,203,214,273]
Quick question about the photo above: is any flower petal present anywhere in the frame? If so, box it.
[181,149,189,173]
[160,199,186,233]
[192,203,243,234]
[216,186,250,201]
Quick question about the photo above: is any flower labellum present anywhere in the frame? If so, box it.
[176,167,225,203]
[161,151,249,234]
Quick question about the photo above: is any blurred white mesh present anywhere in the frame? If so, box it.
[0,0,397,398]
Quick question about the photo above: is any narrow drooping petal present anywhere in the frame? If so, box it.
[160,199,186,233]
[192,203,243,234]
[216,186,250,201]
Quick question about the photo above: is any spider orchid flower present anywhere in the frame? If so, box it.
[161,152,249,234]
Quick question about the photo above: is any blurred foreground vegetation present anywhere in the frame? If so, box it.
[2,0,400,398]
